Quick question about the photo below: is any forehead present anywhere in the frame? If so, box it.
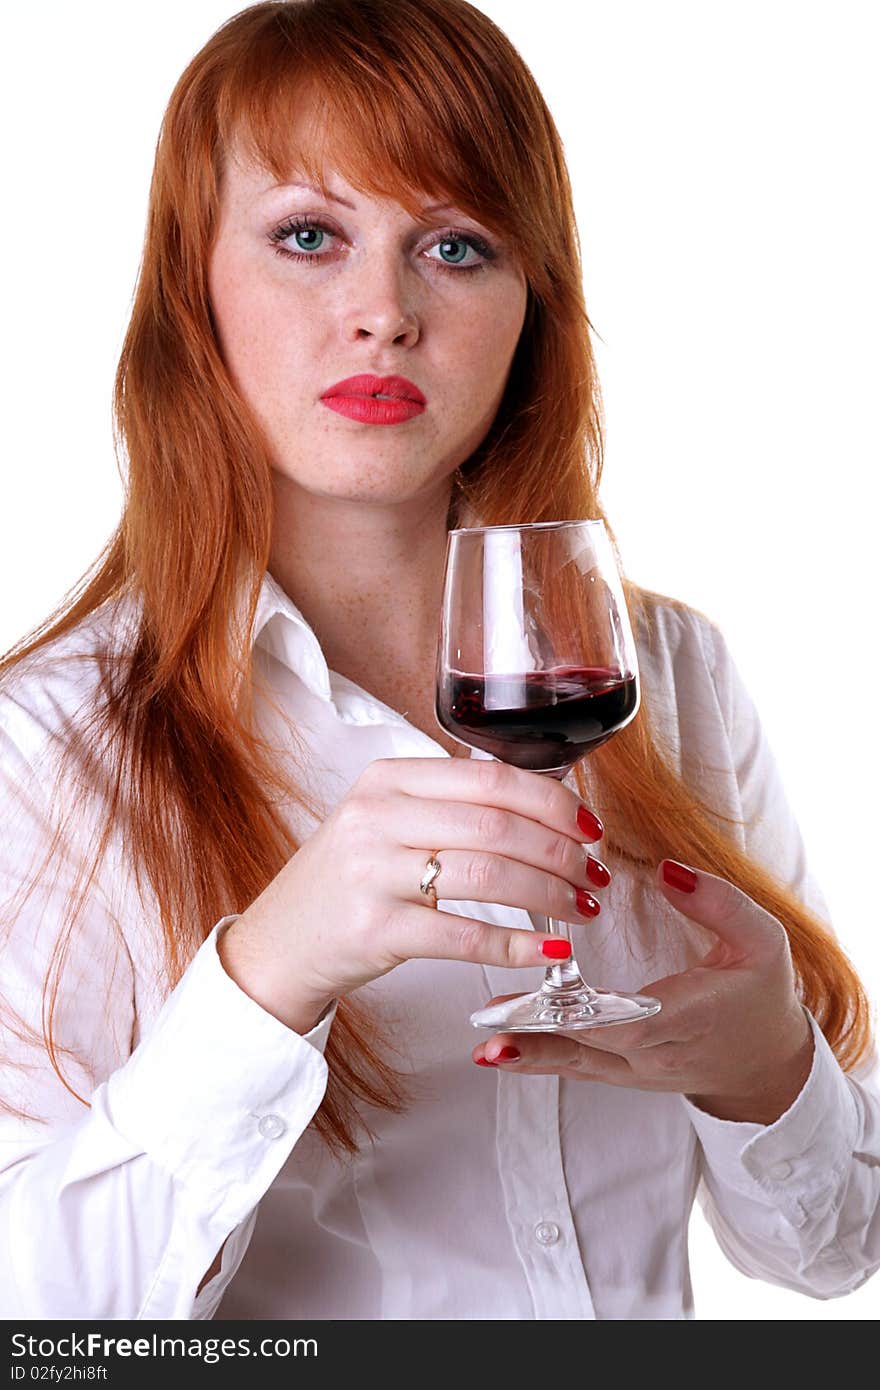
[222,154,462,230]
[218,154,437,228]
[218,87,451,224]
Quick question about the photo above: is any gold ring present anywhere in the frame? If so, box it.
[419,852,442,908]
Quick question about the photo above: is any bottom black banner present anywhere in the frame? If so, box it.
[2,1320,557,1383]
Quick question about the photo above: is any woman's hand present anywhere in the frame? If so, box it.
[473,860,816,1125]
[219,757,609,1034]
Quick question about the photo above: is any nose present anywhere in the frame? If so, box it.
[348,306,419,347]
[342,259,421,347]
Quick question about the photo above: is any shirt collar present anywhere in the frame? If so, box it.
[249,568,334,703]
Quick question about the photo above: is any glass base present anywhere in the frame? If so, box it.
[470,984,662,1032]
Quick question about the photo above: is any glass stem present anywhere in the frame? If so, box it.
[541,914,592,992]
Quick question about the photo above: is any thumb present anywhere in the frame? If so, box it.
[656,858,787,962]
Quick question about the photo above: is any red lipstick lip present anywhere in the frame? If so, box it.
[321,373,427,405]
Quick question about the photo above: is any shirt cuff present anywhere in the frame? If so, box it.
[101,914,333,1230]
[680,1007,861,1230]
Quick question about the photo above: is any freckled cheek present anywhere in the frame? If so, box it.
[449,302,514,382]
[217,296,307,398]
[455,331,521,421]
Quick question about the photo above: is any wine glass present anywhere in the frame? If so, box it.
[434,519,662,1032]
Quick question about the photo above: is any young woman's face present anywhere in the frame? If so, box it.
[208,131,529,508]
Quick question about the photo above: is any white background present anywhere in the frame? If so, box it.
[2,1,877,1318]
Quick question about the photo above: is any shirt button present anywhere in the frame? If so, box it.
[534,1221,560,1246]
[768,1160,793,1180]
[257,1113,287,1140]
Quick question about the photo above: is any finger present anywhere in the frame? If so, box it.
[358,756,605,845]
[375,795,611,900]
[476,1032,635,1084]
[395,846,602,923]
[388,902,570,971]
[655,860,788,960]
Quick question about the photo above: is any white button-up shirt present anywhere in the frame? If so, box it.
[1,570,877,1320]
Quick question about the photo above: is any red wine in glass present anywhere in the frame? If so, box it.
[435,518,662,1032]
[437,665,639,775]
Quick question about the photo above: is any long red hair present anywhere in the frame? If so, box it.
[1,0,873,1156]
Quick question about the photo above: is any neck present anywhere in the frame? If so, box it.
[268,473,457,678]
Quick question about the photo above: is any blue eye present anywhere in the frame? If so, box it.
[428,237,474,268]
[286,225,326,254]
[267,216,494,276]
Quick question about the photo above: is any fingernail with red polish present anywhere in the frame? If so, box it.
[585,855,611,888]
[662,859,698,893]
[575,888,601,918]
[542,938,572,958]
[475,1056,497,1067]
[577,805,604,841]
[494,1046,521,1062]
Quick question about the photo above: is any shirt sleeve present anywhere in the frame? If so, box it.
[0,693,336,1320]
[677,617,880,1298]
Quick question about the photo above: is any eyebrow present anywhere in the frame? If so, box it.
[269,180,456,216]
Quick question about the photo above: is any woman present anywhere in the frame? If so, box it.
[0,0,877,1321]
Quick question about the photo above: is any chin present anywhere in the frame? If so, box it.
[274,468,436,501]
